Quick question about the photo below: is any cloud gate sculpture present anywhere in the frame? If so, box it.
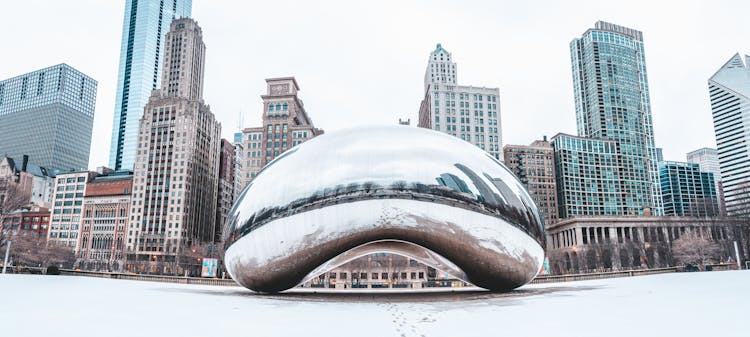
[223,126,545,293]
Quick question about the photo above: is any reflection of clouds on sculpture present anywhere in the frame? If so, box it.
[224,126,546,293]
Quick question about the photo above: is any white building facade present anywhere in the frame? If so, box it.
[418,44,503,160]
[708,54,750,216]
[686,147,725,214]
[47,171,96,249]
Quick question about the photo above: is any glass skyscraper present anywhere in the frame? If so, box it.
[659,161,719,217]
[551,133,625,218]
[708,54,750,216]
[108,0,192,171]
[570,21,662,216]
[0,64,97,172]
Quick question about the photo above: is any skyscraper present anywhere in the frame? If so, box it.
[551,133,625,218]
[418,44,503,160]
[240,78,323,189]
[127,18,221,267]
[570,21,662,216]
[0,64,97,172]
[686,147,725,214]
[109,0,192,171]
[659,161,719,217]
[215,139,235,243]
[708,54,750,216]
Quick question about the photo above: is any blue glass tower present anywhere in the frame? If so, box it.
[108,0,192,170]
[570,21,662,216]
[659,161,719,217]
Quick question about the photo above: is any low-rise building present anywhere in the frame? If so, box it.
[546,216,749,274]
[47,171,97,249]
[78,172,133,271]
[305,254,438,289]
[0,155,56,211]
[0,206,50,241]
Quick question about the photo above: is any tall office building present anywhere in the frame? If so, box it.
[0,64,96,172]
[686,148,725,214]
[215,139,235,243]
[231,137,244,201]
[109,0,192,171]
[659,161,719,217]
[240,78,323,188]
[127,18,221,265]
[570,21,662,215]
[503,138,559,225]
[551,133,626,218]
[418,44,503,160]
[708,54,750,216]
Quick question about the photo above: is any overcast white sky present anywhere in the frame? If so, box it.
[1,0,749,169]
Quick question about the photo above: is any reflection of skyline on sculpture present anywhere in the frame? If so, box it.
[224,126,545,293]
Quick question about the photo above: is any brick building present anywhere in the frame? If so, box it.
[215,139,235,243]
[78,172,133,271]
[240,77,323,189]
[0,206,50,241]
[503,138,559,226]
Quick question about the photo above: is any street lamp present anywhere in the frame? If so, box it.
[2,240,11,274]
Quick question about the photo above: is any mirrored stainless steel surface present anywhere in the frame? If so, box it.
[224,126,545,292]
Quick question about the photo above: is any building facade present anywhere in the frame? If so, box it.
[687,147,725,214]
[418,44,503,160]
[231,139,244,202]
[570,21,662,216]
[708,54,750,217]
[306,255,438,289]
[215,139,235,243]
[551,133,626,218]
[109,0,193,171]
[78,173,133,271]
[127,18,221,271]
[48,171,98,249]
[546,216,749,274]
[240,78,323,188]
[659,161,719,217]
[0,64,97,172]
[503,138,559,225]
[0,206,50,241]
[0,156,55,212]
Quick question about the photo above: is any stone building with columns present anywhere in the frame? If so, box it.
[545,216,750,274]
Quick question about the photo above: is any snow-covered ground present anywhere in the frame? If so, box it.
[1,271,748,337]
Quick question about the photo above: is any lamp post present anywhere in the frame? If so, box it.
[2,240,11,274]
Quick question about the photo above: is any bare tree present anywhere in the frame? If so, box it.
[8,235,75,268]
[1,183,32,255]
[672,230,720,270]
[0,183,30,220]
